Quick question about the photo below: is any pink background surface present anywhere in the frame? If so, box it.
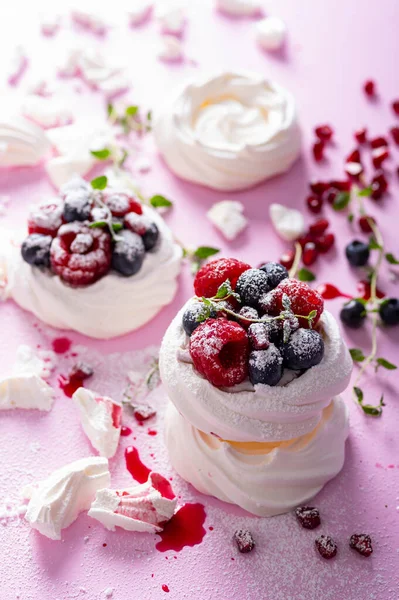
[1,1,399,599]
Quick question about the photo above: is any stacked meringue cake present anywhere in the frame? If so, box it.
[160,258,352,517]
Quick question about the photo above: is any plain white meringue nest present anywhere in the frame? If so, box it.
[153,71,301,191]
[159,304,352,442]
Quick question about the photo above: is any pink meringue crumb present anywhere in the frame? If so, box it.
[8,48,28,86]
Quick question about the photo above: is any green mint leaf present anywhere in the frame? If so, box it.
[352,297,368,307]
[150,195,173,208]
[297,268,316,282]
[90,148,111,160]
[361,395,385,417]
[126,105,139,117]
[107,103,114,117]
[349,348,366,362]
[89,221,107,229]
[147,110,152,122]
[112,222,123,233]
[385,252,399,265]
[358,186,373,197]
[196,301,211,322]
[91,175,108,190]
[353,386,364,403]
[347,213,354,223]
[332,191,351,211]
[215,280,231,300]
[369,237,382,250]
[376,357,397,371]
[193,246,220,260]
[282,293,291,311]
[283,320,291,343]
[308,309,317,320]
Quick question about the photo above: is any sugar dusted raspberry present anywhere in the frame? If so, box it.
[315,535,337,559]
[295,506,321,529]
[349,534,373,557]
[189,319,249,387]
[269,279,324,328]
[28,201,63,237]
[50,222,112,286]
[248,323,270,350]
[194,258,251,298]
[103,192,142,217]
[233,529,255,554]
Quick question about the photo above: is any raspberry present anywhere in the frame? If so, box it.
[349,534,373,557]
[233,530,255,553]
[28,202,63,237]
[189,319,249,387]
[194,258,251,298]
[267,279,324,328]
[103,192,142,217]
[315,535,337,559]
[50,222,112,287]
[295,506,321,529]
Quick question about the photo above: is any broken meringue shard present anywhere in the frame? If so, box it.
[72,388,122,458]
[88,472,177,533]
[0,374,54,411]
[24,457,110,540]
[269,203,306,242]
[0,115,51,167]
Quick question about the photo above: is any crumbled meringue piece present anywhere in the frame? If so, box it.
[22,95,74,129]
[256,16,287,51]
[88,472,176,533]
[134,156,152,173]
[73,388,122,458]
[0,116,51,167]
[13,345,55,381]
[128,1,153,26]
[215,0,262,17]
[158,35,183,62]
[57,48,82,78]
[24,457,110,540]
[71,10,108,35]
[7,46,28,86]
[40,13,61,36]
[207,200,248,241]
[0,373,54,411]
[156,2,185,34]
[269,203,305,242]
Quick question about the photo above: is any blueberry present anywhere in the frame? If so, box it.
[125,213,159,251]
[236,269,271,308]
[283,329,324,370]
[248,344,283,386]
[182,301,217,335]
[21,234,52,268]
[379,298,399,326]
[63,189,93,222]
[259,262,289,289]
[340,299,367,328]
[345,240,370,267]
[111,230,145,276]
[261,318,283,346]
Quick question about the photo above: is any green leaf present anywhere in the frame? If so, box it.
[385,252,399,265]
[126,105,139,117]
[376,357,397,371]
[147,110,152,122]
[215,280,232,300]
[91,175,108,190]
[89,221,107,229]
[150,195,173,208]
[361,396,385,417]
[193,246,220,260]
[112,222,123,233]
[297,268,316,282]
[118,149,129,168]
[352,297,368,307]
[308,309,317,320]
[90,148,111,160]
[358,186,373,197]
[369,237,382,250]
[353,386,364,403]
[282,294,291,311]
[349,348,366,362]
[332,191,351,211]
[107,103,114,117]
[347,213,354,223]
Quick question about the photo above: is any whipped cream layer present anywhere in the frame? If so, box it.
[153,72,301,191]
[159,304,352,442]
[165,397,349,517]
[5,207,182,339]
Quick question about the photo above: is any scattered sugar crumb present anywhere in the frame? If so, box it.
[103,589,113,598]
[207,200,247,241]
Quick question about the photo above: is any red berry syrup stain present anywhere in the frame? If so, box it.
[120,426,132,437]
[357,280,385,301]
[52,337,72,354]
[148,429,158,436]
[125,446,151,483]
[151,474,175,500]
[162,585,170,593]
[58,374,83,398]
[156,503,206,552]
[316,283,351,300]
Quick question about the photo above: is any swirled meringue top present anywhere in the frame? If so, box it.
[153,72,301,191]
[159,303,352,442]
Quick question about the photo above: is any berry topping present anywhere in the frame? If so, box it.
[345,240,370,267]
[303,242,318,266]
[363,80,376,97]
[133,405,156,422]
[309,181,328,196]
[28,202,63,237]
[283,329,324,370]
[69,362,94,382]
[279,250,295,270]
[237,306,259,329]
[379,298,399,326]
[60,176,92,197]
[124,212,159,251]
[372,147,389,169]
[21,234,52,268]
[247,323,270,350]
[189,319,249,387]
[340,299,366,329]
[392,100,399,116]
[306,195,323,214]
[103,192,142,217]
[50,222,112,286]
[312,139,324,162]
[358,215,376,233]
[111,230,146,277]
[248,345,283,386]
[63,189,93,223]
[267,279,324,328]
[370,136,388,149]
[391,126,399,145]
[295,506,321,530]
[233,529,255,554]
[316,233,335,254]
[309,219,329,236]
[182,301,217,336]
[315,535,337,559]
[236,269,271,308]
[349,534,373,557]
[259,262,289,289]
[194,258,251,298]
[354,128,367,144]
[315,124,333,142]
[371,171,388,200]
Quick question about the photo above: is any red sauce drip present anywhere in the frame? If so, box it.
[357,280,385,301]
[316,283,351,300]
[151,473,175,500]
[148,429,158,436]
[58,374,83,398]
[125,446,151,483]
[52,337,72,354]
[162,585,170,593]
[120,426,132,437]
[156,503,206,552]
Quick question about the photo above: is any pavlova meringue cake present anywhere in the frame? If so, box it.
[2,176,182,338]
[153,72,301,191]
[160,258,352,516]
